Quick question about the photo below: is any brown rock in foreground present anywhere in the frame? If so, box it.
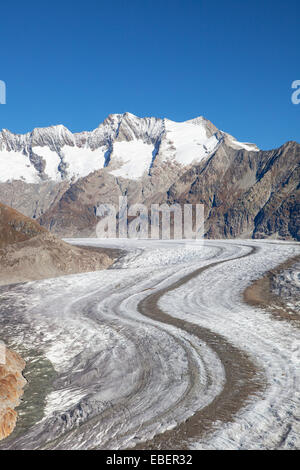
[0,202,114,286]
[0,348,26,441]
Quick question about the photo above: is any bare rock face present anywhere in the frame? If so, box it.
[0,180,70,220]
[0,348,26,441]
[166,141,300,240]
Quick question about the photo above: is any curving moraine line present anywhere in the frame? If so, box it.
[31,242,263,450]
[2,241,284,450]
[130,244,264,449]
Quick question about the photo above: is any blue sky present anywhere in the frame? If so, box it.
[0,0,299,149]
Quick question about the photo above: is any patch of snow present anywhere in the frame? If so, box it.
[33,146,61,181]
[226,134,259,152]
[159,119,220,166]
[0,149,39,183]
[61,145,106,180]
[109,141,154,179]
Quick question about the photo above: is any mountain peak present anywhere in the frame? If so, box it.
[0,113,260,183]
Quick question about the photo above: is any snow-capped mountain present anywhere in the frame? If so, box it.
[0,113,259,183]
[0,112,297,241]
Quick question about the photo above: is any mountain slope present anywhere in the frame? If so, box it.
[0,202,113,286]
[167,141,300,240]
[36,140,299,240]
[0,202,47,248]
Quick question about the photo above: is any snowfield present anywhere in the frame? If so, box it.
[0,239,299,450]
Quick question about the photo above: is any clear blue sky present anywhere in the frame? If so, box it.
[0,0,299,149]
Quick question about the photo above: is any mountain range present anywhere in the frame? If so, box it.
[0,113,299,240]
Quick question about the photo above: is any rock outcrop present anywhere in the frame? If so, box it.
[0,347,26,441]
